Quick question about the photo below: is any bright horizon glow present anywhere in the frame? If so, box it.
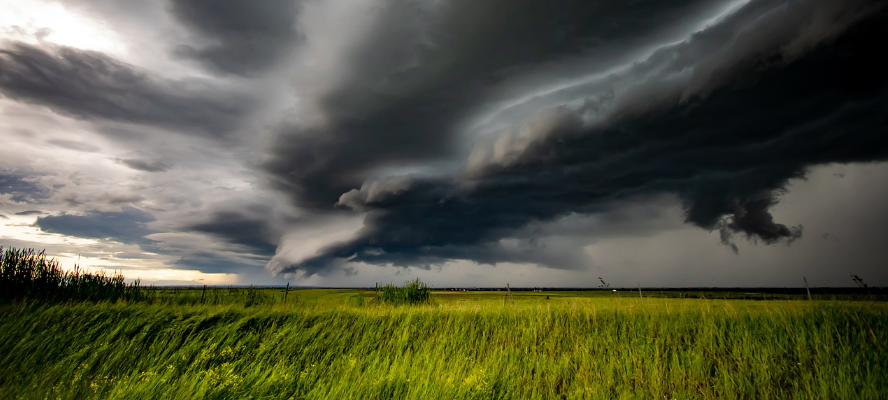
[51,253,240,286]
[0,215,238,285]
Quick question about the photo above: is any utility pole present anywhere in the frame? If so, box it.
[803,277,811,301]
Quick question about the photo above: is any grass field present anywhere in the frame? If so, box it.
[1,289,886,399]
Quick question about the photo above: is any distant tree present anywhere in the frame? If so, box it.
[851,274,868,288]
[598,277,610,289]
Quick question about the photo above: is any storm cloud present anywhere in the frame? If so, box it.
[2,0,887,286]
[264,0,722,209]
[35,208,156,245]
[269,0,888,275]
[168,0,304,76]
[184,210,282,256]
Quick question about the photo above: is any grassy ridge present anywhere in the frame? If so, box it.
[2,297,886,399]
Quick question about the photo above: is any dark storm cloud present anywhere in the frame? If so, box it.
[167,0,303,76]
[35,208,156,245]
[114,158,171,173]
[0,41,251,136]
[274,3,888,275]
[184,211,280,256]
[264,0,719,209]
[15,210,43,216]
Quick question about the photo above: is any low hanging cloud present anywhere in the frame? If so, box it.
[270,0,888,276]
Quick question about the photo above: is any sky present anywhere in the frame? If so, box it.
[1,0,887,287]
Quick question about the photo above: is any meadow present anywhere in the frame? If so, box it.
[1,287,886,399]
[2,246,885,399]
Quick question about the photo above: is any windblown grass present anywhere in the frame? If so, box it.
[0,246,144,303]
[1,297,885,399]
[380,278,432,306]
[2,247,884,398]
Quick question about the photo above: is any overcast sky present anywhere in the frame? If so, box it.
[1,0,887,287]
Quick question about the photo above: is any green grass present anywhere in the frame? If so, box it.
[0,246,144,302]
[380,278,432,306]
[1,292,886,399]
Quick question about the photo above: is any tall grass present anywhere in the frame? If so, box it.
[0,299,885,399]
[381,278,431,305]
[0,246,144,302]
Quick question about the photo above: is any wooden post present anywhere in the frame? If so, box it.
[804,277,811,301]
[638,282,643,299]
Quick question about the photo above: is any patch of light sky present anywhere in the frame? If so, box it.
[0,0,126,56]
[0,0,229,80]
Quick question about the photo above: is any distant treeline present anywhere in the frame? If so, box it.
[0,246,144,302]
